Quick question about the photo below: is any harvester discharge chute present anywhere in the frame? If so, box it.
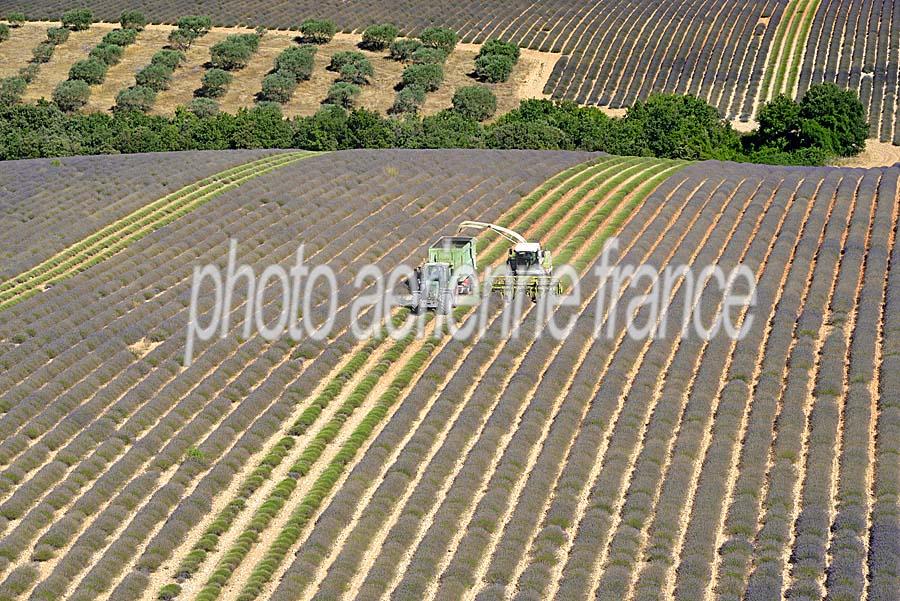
[456,221,562,300]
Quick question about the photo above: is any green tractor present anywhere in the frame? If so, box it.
[405,236,478,314]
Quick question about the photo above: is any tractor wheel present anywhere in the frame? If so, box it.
[438,292,452,315]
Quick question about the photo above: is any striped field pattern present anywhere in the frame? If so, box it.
[0,150,896,601]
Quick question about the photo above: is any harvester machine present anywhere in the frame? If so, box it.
[456,221,562,300]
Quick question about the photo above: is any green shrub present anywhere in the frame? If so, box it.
[274,45,316,81]
[32,42,54,63]
[419,26,458,53]
[401,63,442,92]
[452,85,497,121]
[210,34,259,70]
[478,39,519,61]
[89,43,123,66]
[46,27,70,45]
[0,24,9,42]
[391,84,425,114]
[474,54,514,82]
[300,19,336,44]
[102,28,137,47]
[167,28,192,51]
[328,50,364,71]
[199,68,232,97]
[621,93,740,159]
[52,79,90,111]
[797,82,868,156]
[136,63,172,91]
[259,72,296,103]
[486,120,566,149]
[115,85,156,112]
[234,33,261,51]
[0,76,26,108]
[68,58,107,84]
[421,108,487,146]
[339,61,373,84]
[360,24,398,50]
[151,49,185,70]
[388,38,422,62]
[325,82,360,109]
[17,63,39,83]
[7,12,25,27]
[158,583,181,600]
[62,8,92,31]
[119,10,147,31]
[410,47,447,65]
[331,54,374,84]
[176,15,212,39]
[210,41,250,71]
[187,97,219,117]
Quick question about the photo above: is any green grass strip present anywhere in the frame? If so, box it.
[545,159,657,250]
[572,163,688,274]
[772,0,814,97]
[760,0,821,103]
[1,154,294,293]
[759,0,802,102]
[0,152,317,311]
[555,160,686,288]
[173,314,406,580]
[196,311,433,601]
[786,0,820,95]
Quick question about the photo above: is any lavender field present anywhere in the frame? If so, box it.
[0,148,896,601]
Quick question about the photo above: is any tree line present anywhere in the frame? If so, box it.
[0,83,868,165]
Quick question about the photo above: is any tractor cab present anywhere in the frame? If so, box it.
[508,242,553,277]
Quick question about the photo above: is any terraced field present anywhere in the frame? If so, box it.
[0,149,897,601]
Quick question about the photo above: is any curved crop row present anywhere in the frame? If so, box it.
[18,156,548,601]
[227,156,676,598]
[798,0,900,142]
[784,171,881,601]
[709,174,836,600]
[153,155,615,596]
[758,0,821,105]
[866,170,900,601]
[822,171,897,600]
[6,1,785,122]
[742,172,863,598]
[602,173,809,601]
[277,160,685,601]
[0,150,591,600]
[0,152,315,310]
[546,173,767,601]
[0,150,276,279]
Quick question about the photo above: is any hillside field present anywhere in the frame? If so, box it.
[0,21,553,119]
[0,149,896,601]
[4,0,900,144]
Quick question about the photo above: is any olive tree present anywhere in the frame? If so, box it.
[300,19,336,44]
[52,79,90,112]
[452,85,497,121]
[62,8,92,31]
[361,24,399,51]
